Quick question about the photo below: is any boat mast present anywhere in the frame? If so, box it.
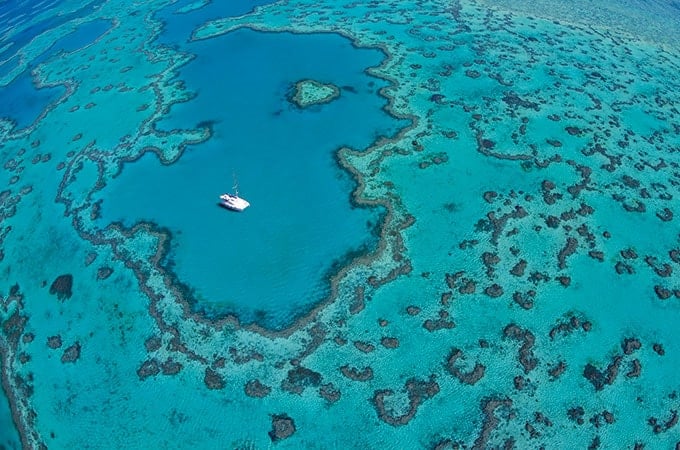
[232,172,239,197]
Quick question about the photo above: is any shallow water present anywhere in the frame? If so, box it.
[1,0,679,448]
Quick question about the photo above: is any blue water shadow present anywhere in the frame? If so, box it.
[0,9,111,131]
[0,0,107,62]
[32,18,112,66]
[154,0,274,47]
[0,71,64,130]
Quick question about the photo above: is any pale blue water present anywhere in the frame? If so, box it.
[1,0,680,448]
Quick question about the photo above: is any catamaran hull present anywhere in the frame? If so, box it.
[220,201,248,212]
[219,194,250,211]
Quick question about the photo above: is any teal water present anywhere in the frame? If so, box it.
[1,0,680,448]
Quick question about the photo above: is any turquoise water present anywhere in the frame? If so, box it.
[1,0,680,448]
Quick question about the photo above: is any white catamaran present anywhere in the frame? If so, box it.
[219,174,250,212]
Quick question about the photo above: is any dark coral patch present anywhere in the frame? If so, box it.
[654,285,672,300]
[567,406,585,425]
[61,342,81,363]
[645,256,673,277]
[669,249,680,264]
[483,191,498,203]
[269,414,296,442]
[204,368,225,390]
[372,376,440,426]
[430,94,446,104]
[423,310,455,331]
[549,313,590,340]
[406,305,421,316]
[96,267,114,280]
[513,290,535,310]
[349,286,365,315]
[588,250,604,262]
[653,343,665,356]
[615,261,635,275]
[565,126,585,136]
[340,365,374,382]
[625,359,642,378]
[473,397,514,449]
[445,348,486,385]
[502,92,540,110]
[245,379,271,398]
[648,410,678,434]
[556,276,571,287]
[137,359,160,380]
[353,341,375,353]
[622,337,642,355]
[47,335,62,349]
[583,356,622,391]
[381,337,399,348]
[84,252,97,266]
[484,284,504,298]
[160,359,182,376]
[144,336,162,352]
[547,361,567,381]
[319,383,341,403]
[503,324,537,373]
[557,237,578,270]
[281,366,321,394]
[49,274,73,300]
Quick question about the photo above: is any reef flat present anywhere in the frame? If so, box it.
[1,0,679,448]
[290,79,341,108]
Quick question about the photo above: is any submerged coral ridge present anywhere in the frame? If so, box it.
[0,0,679,447]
